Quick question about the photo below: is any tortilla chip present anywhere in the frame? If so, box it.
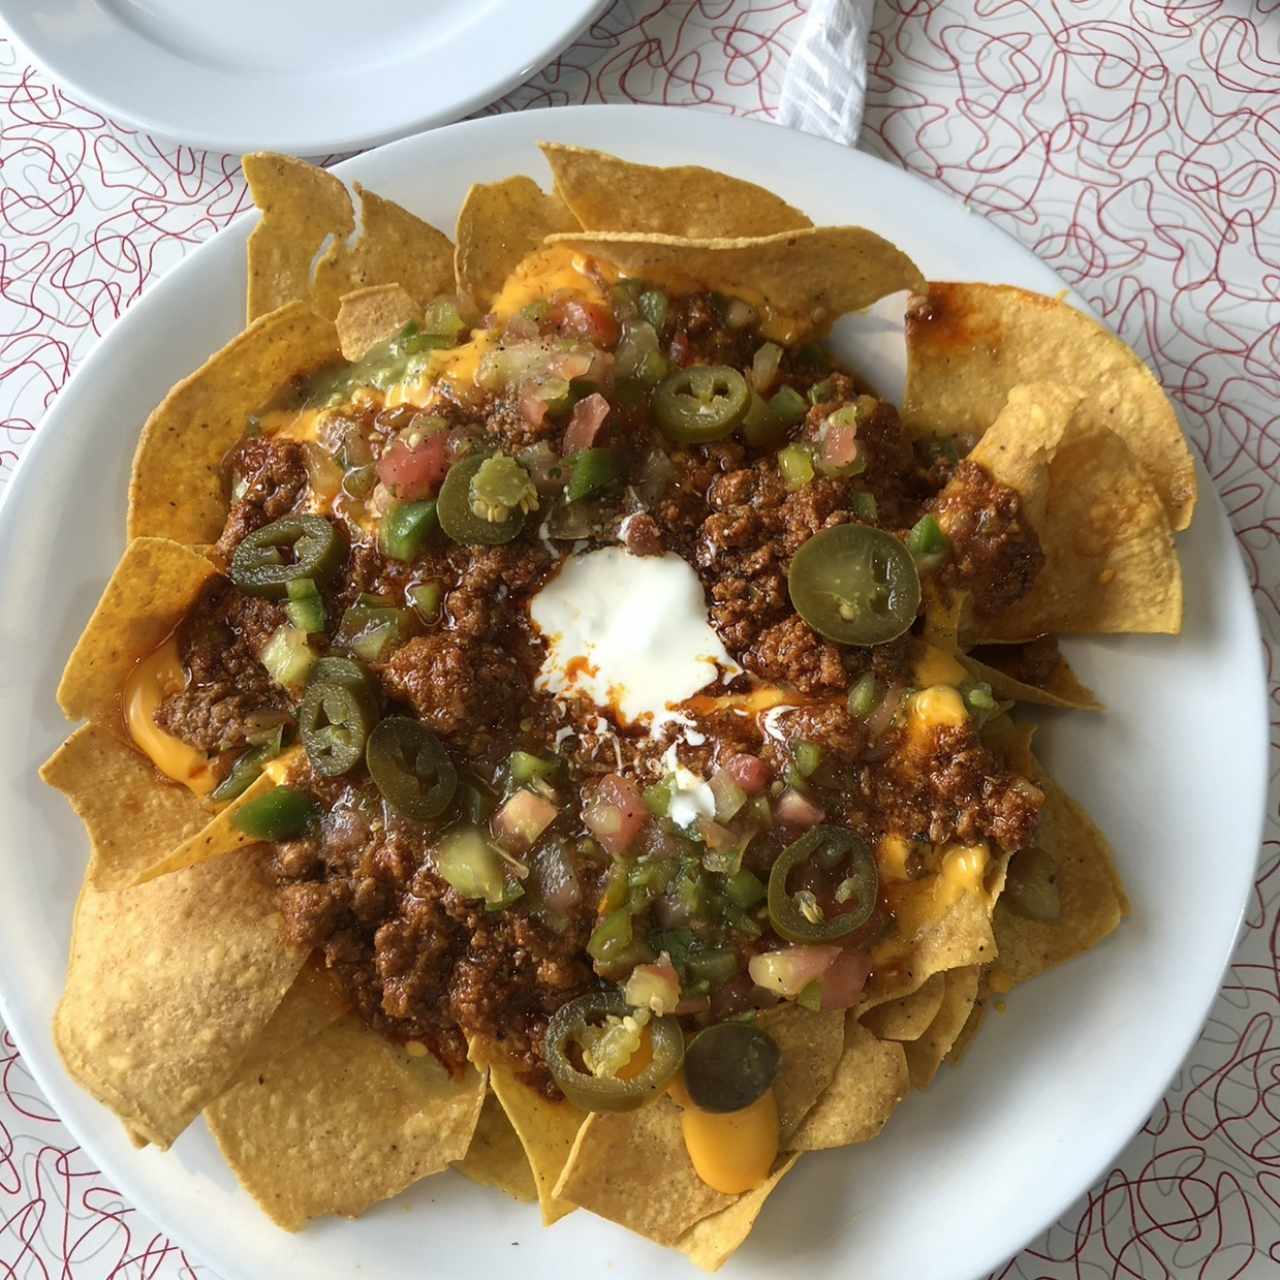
[787,1021,909,1151]
[902,283,1196,529]
[546,227,926,343]
[964,644,1102,712]
[40,724,211,890]
[455,1091,538,1204]
[54,846,306,1148]
[478,1048,583,1225]
[903,966,980,1088]
[136,751,301,883]
[244,154,454,322]
[540,142,812,240]
[990,765,1128,989]
[128,306,339,543]
[206,1015,485,1230]
[862,972,946,1042]
[987,428,1181,641]
[676,1155,800,1272]
[56,539,217,736]
[554,1098,734,1244]
[231,963,348,1082]
[946,983,989,1064]
[756,1005,845,1141]
[454,176,579,318]
[335,284,419,361]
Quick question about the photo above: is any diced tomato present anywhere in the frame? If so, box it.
[550,298,619,348]
[821,420,859,470]
[818,947,872,1010]
[724,753,770,795]
[748,945,840,997]
[775,787,826,828]
[563,392,611,453]
[519,386,552,428]
[584,773,648,856]
[624,958,681,1014]
[376,432,449,500]
[492,789,558,852]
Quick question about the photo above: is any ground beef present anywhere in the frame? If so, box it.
[666,293,760,369]
[214,437,308,560]
[622,512,664,556]
[745,615,846,693]
[379,632,525,747]
[934,460,1044,617]
[154,583,289,753]
[857,722,1044,853]
[273,789,596,1094]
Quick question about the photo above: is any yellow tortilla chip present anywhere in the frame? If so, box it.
[903,966,980,1088]
[128,305,338,543]
[554,1098,734,1244]
[454,176,579,318]
[757,1004,845,1141]
[231,964,347,1083]
[40,724,210,890]
[990,764,1128,989]
[335,284,419,361]
[206,1015,485,1230]
[546,227,926,343]
[964,644,1102,712]
[455,1092,538,1204]
[244,154,454,322]
[137,750,302,882]
[54,847,306,1148]
[862,972,946,1042]
[478,1048,583,1226]
[787,1021,909,1151]
[56,538,217,736]
[676,1155,800,1272]
[902,282,1196,529]
[539,142,812,239]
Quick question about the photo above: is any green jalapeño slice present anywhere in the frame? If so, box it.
[787,523,920,646]
[654,365,751,443]
[768,825,878,944]
[365,715,457,821]
[230,514,344,598]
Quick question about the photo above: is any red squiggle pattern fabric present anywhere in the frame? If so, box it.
[1,2,1278,1276]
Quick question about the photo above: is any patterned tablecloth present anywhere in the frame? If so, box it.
[2,2,1277,1276]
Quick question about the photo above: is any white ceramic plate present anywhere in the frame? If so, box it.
[0,0,608,154]
[0,106,1266,1280]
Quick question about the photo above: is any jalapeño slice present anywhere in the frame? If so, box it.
[545,990,684,1113]
[683,1022,780,1114]
[365,715,457,821]
[230,515,344,599]
[654,365,750,443]
[787,523,920,646]
[437,453,527,545]
[768,826,878,944]
[232,786,315,840]
[299,680,377,778]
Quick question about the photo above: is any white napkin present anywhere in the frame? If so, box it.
[778,0,876,146]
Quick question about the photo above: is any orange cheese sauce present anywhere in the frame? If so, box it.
[122,635,215,795]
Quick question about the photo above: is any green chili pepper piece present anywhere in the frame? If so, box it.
[232,786,314,840]
[685,947,738,985]
[794,741,822,778]
[408,581,443,621]
[777,443,814,491]
[211,735,280,804]
[566,448,624,503]
[643,778,673,818]
[653,365,750,443]
[284,577,326,634]
[768,826,878,944]
[380,500,438,562]
[769,384,808,428]
[724,868,766,910]
[907,513,950,569]
[544,990,684,1113]
[796,980,823,1012]
[808,378,837,406]
[509,750,558,784]
[366,716,457,822]
[230,515,344,599]
[586,908,633,963]
[299,681,376,778]
[334,604,418,663]
[638,289,669,332]
[850,491,878,522]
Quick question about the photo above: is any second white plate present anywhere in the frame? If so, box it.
[1,0,609,154]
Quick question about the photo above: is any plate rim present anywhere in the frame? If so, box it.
[0,102,1268,1280]
[0,0,612,154]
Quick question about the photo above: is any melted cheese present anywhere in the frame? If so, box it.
[260,407,323,443]
[678,1088,779,1195]
[123,636,215,795]
[910,685,969,731]
[391,246,611,407]
[913,643,968,689]
[878,841,991,949]
[877,833,913,882]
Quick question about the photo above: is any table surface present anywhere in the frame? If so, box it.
[2,2,1278,1276]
